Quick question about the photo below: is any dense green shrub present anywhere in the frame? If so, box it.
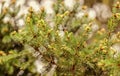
[0,0,120,76]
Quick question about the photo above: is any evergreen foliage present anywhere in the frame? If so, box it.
[0,0,120,76]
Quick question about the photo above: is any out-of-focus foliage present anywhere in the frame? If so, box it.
[0,0,120,76]
[0,0,22,51]
[85,0,113,7]
[0,0,34,75]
